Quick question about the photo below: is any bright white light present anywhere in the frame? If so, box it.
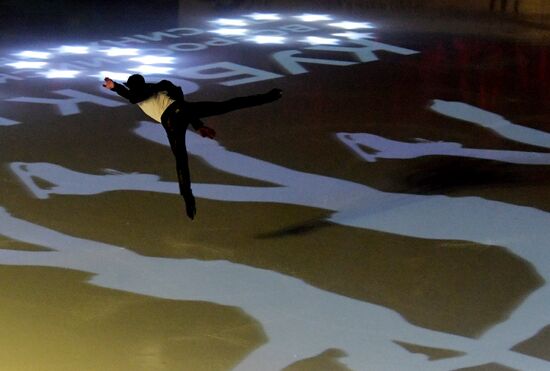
[328,21,374,30]
[244,13,281,21]
[54,45,90,54]
[248,35,286,44]
[301,36,340,45]
[14,51,51,59]
[130,56,175,64]
[100,47,140,56]
[209,28,248,36]
[94,71,131,81]
[294,14,332,22]
[7,61,47,69]
[129,65,173,75]
[40,69,80,78]
[210,18,247,26]
[332,31,375,40]
[0,117,19,126]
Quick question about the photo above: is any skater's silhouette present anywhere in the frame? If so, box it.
[103,74,282,219]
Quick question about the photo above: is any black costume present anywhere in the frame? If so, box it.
[110,74,281,219]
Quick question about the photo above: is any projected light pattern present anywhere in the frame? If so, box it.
[248,35,287,44]
[40,69,80,78]
[301,36,340,45]
[2,8,550,371]
[14,51,51,59]
[245,13,282,21]
[333,31,375,40]
[210,18,248,27]
[94,71,132,81]
[209,28,249,36]
[204,13,375,45]
[2,12,377,81]
[100,47,140,56]
[130,56,175,64]
[0,117,19,126]
[129,65,173,75]
[295,14,333,22]
[329,21,374,29]
[7,61,48,69]
[54,45,90,54]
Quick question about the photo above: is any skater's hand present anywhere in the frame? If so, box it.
[102,77,115,89]
[198,126,216,139]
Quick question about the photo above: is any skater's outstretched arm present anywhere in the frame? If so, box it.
[103,77,180,104]
[103,77,149,104]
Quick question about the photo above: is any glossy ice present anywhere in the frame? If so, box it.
[0,1,549,370]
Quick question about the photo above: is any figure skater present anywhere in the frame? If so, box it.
[103,74,282,220]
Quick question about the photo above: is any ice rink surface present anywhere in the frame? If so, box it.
[0,2,549,370]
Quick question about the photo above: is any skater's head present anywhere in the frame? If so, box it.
[124,74,146,90]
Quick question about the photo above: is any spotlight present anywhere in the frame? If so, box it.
[209,28,248,36]
[14,51,51,59]
[100,47,140,56]
[210,18,248,27]
[294,14,332,22]
[244,13,281,21]
[94,71,132,81]
[328,21,374,30]
[129,65,173,75]
[7,61,47,69]
[53,46,90,54]
[332,32,375,40]
[40,69,80,78]
[301,36,339,45]
[248,35,286,44]
[130,56,175,64]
